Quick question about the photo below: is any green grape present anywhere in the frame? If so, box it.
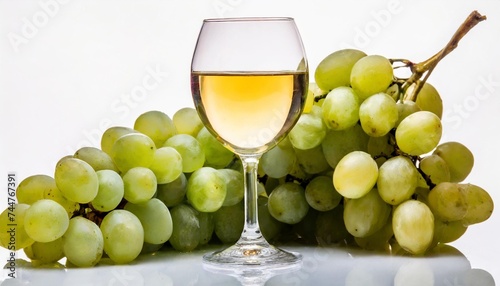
[359,92,398,137]
[24,238,64,264]
[196,127,234,169]
[261,145,296,178]
[392,200,434,255]
[54,157,99,204]
[417,172,431,189]
[294,145,331,174]
[110,133,156,173]
[385,82,400,101]
[257,197,284,242]
[213,202,244,244]
[395,100,421,127]
[124,198,173,245]
[24,199,69,243]
[169,204,200,251]
[322,124,369,169]
[321,87,360,131]
[433,142,474,182]
[198,211,214,245]
[0,204,34,250]
[305,176,342,211]
[186,167,226,212]
[377,156,418,205]
[428,182,467,222]
[218,169,244,206]
[432,219,467,245]
[149,147,183,184]
[315,205,352,246]
[100,210,143,264]
[419,154,451,185]
[458,183,494,226]
[62,217,103,267]
[257,181,266,196]
[74,146,118,172]
[333,151,378,199]
[122,167,157,204]
[350,55,393,101]
[156,173,187,207]
[92,170,124,212]
[405,82,443,118]
[355,219,393,251]
[133,110,176,147]
[302,85,316,114]
[100,126,138,156]
[367,134,394,167]
[344,188,391,238]
[395,111,442,156]
[16,175,53,205]
[173,107,204,137]
[163,134,205,173]
[288,106,326,149]
[268,182,309,224]
[314,49,367,91]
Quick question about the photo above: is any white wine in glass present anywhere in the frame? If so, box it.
[191,17,308,270]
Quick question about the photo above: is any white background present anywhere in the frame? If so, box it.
[1,0,499,283]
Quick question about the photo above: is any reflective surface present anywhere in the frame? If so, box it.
[2,245,495,286]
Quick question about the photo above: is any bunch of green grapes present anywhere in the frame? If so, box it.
[286,48,493,255]
[0,108,243,267]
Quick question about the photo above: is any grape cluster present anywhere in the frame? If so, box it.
[282,48,494,255]
[0,108,244,267]
[0,48,494,268]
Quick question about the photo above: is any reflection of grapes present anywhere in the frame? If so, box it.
[0,11,494,267]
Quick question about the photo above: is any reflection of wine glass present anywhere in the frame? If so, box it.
[190,17,308,269]
[203,263,301,286]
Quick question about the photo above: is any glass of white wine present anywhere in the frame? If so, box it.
[190,17,308,270]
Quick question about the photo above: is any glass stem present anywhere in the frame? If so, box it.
[238,154,267,244]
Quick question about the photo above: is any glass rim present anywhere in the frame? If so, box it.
[203,17,294,23]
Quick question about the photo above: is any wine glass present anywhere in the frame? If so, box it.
[190,17,308,270]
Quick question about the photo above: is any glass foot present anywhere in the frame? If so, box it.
[202,238,302,271]
[202,240,302,286]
